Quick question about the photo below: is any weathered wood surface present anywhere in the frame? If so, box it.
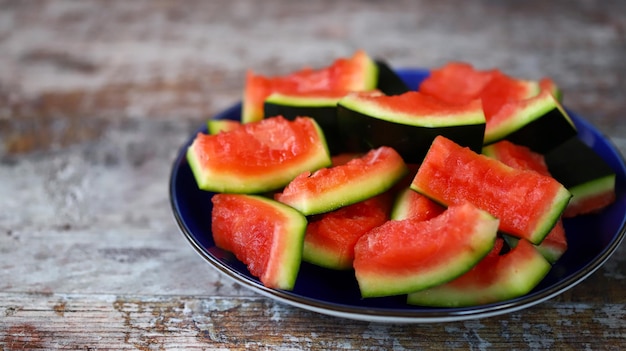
[1,0,625,349]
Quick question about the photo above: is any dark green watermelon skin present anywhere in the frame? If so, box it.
[545,137,615,189]
[494,107,578,154]
[336,105,486,163]
[375,60,411,96]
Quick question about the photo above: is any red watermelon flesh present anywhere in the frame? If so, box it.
[406,238,551,307]
[412,136,571,244]
[303,192,393,270]
[211,194,307,290]
[242,50,377,123]
[418,62,500,105]
[480,72,540,123]
[483,140,568,263]
[419,63,540,124]
[483,140,550,176]
[353,201,499,298]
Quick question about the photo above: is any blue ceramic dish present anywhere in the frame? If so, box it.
[169,69,626,323]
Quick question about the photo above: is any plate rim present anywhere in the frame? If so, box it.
[169,68,626,323]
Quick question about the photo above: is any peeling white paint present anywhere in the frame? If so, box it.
[593,304,626,334]
[522,323,554,350]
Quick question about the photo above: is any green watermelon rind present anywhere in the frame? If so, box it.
[338,93,486,127]
[265,93,344,107]
[530,186,572,244]
[406,240,552,307]
[277,148,409,216]
[355,206,499,298]
[302,240,352,270]
[206,119,240,135]
[390,187,415,221]
[187,118,332,194]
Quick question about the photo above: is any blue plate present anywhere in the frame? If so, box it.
[169,69,626,323]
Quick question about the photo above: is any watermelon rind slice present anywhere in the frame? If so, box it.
[337,91,486,163]
[338,91,486,127]
[406,239,552,307]
[411,135,572,245]
[276,146,408,216]
[545,137,617,217]
[353,203,499,298]
[242,50,378,124]
[484,90,577,153]
[211,194,307,291]
[187,117,332,194]
[301,194,391,270]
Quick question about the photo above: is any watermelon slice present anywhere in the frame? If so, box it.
[302,193,393,270]
[411,135,571,244]
[353,202,499,298]
[483,88,577,153]
[406,238,551,307]
[479,72,540,124]
[242,50,378,123]
[187,116,331,194]
[544,137,617,217]
[275,146,408,215]
[211,194,307,290]
[482,140,568,262]
[337,90,486,163]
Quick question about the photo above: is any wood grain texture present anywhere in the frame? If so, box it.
[1,293,625,350]
[1,0,625,349]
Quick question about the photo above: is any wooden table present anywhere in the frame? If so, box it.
[1,1,625,349]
